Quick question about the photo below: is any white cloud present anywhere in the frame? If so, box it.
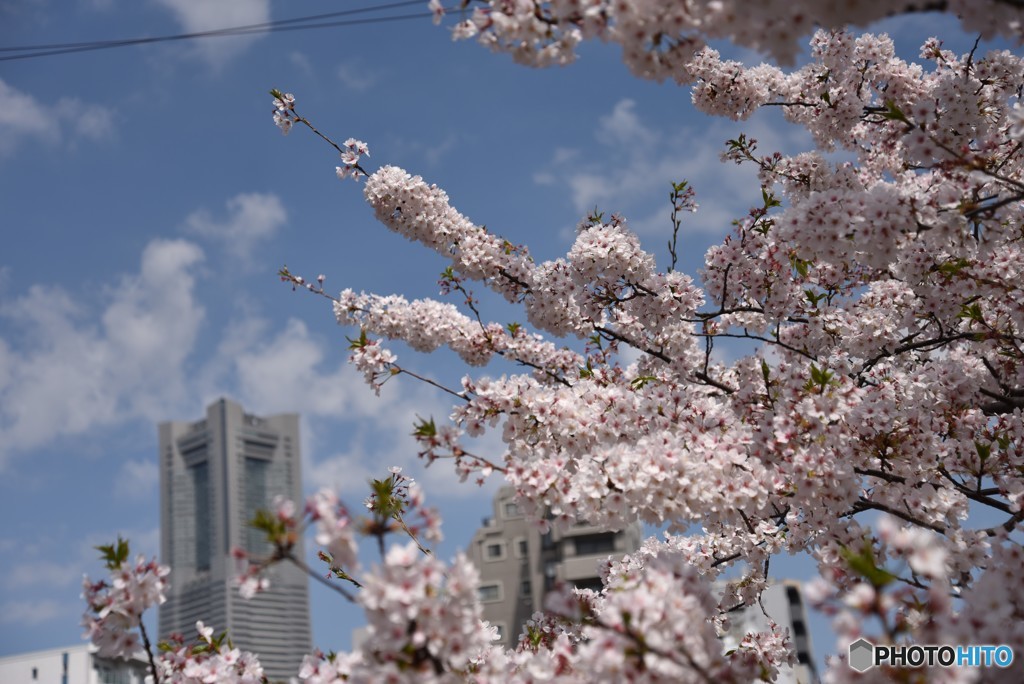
[0,239,205,469]
[337,60,380,91]
[232,318,362,419]
[390,133,460,168]
[597,99,658,150]
[220,317,495,499]
[114,459,159,499]
[421,133,457,166]
[0,599,62,625]
[0,79,114,158]
[535,99,813,242]
[153,0,270,67]
[289,51,313,76]
[56,97,115,140]
[184,192,287,265]
[5,560,79,590]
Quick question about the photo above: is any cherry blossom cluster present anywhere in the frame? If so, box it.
[232,547,270,600]
[82,543,263,683]
[803,518,1024,680]
[556,552,795,682]
[265,17,1024,682]
[82,549,169,660]
[336,138,370,182]
[154,622,265,684]
[306,488,361,577]
[271,90,296,135]
[364,466,444,547]
[323,545,498,681]
[243,3,1024,681]
[435,1,1024,79]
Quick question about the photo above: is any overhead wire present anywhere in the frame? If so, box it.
[0,0,444,63]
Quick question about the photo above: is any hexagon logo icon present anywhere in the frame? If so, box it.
[849,638,875,672]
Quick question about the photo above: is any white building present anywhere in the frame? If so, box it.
[719,580,819,684]
[0,644,148,684]
[159,398,312,682]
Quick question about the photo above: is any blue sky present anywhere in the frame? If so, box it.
[0,0,1004,673]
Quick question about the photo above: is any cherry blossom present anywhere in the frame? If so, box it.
[272,7,1024,678]
[89,2,1024,681]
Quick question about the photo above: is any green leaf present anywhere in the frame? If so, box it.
[957,302,983,322]
[975,441,991,463]
[789,254,811,279]
[412,416,437,439]
[936,258,971,276]
[811,363,833,387]
[840,543,896,588]
[95,536,130,570]
[346,329,369,350]
[880,99,911,124]
[630,375,657,390]
[368,476,403,518]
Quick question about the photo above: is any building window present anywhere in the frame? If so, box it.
[97,665,132,684]
[521,579,532,597]
[32,667,37,680]
[573,576,604,592]
[478,583,502,603]
[484,540,505,561]
[244,457,270,554]
[190,461,210,571]
[503,501,521,518]
[514,537,528,558]
[573,533,616,556]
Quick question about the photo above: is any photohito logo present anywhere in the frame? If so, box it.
[848,639,1014,672]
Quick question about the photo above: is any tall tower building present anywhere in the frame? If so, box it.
[159,398,312,681]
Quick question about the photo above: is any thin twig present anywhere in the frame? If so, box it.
[138,620,161,684]
[286,554,359,602]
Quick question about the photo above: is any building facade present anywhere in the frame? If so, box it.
[159,398,311,682]
[0,644,148,684]
[465,488,817,682]
[719,580,819,684]
[467,486,643,648]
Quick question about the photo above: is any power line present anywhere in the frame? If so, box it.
[0,1,440,63]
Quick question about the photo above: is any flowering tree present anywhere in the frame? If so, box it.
[86,2,1024,682]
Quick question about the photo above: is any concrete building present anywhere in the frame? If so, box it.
[719,580,819,684]
[467,486,643,647]
[159,398,311,682]
[465,489,817,682]
[0,644,148,684]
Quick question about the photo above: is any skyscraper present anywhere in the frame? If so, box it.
[159,398,312,681]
